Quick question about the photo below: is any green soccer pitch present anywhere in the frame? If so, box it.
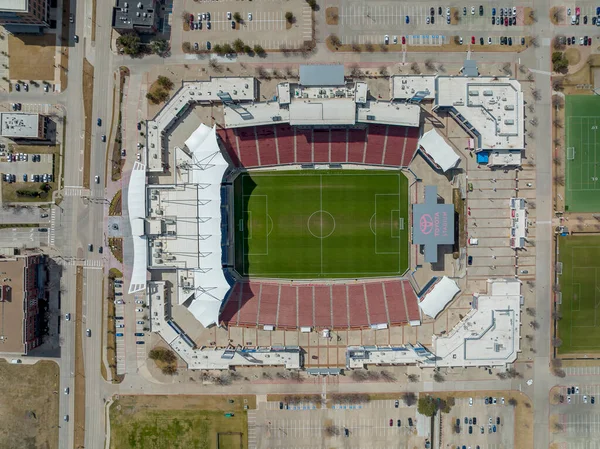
[233,170,410,278]
[565,96,600,212]
[558,235,600,354]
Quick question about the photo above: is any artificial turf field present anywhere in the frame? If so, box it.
[233,170,409,278]
[565,96,600,212]
[558,235,600,354]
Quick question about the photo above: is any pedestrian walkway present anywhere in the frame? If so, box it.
[63,187,90,197]
[49,207,56,246]
[247,409,257,449]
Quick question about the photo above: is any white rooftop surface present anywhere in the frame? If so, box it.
[433,279,522,367]
[436,77,524,151]
[346,346,425,369]
[0,0,28,12]
[148,281,301,369]
[356,101,421,127]
[127,161,147,294]
[510,197,527,248]
[289,99,356,125]
[488,150,522,166]
[418,276,460,319]
[0,113,39,138]
[418,128,461,172]
[277,83,291,104]
[146,78,255,172]
[223,102,289,128]
[355,82,368,103]
[148,124,231,328]
[391,76,436,100]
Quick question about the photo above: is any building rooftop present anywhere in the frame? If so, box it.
[391,76,436,101]
[0,257,25,353]
[0,113,39,138]
[299,64,345,86]
[0,0,28,12]
[356,101,421,127]
[113,0,156,30]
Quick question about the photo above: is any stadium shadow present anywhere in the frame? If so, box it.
[235,172,257,277]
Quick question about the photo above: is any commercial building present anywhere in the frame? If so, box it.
[112,0,158,34]
[0,0,49,33]
[0,254,47,354]
[0,113,48,140]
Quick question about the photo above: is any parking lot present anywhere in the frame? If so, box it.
[255,399,424,449]
[176,0,312,51]
[114,279,148,376]
[0,151,53,184]
[337,1,532,46]
[443,396,515,449]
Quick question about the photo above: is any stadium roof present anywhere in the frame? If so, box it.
[418,276,460,318]
[412,186,455,263]
[418,128,460,172]
[289,99,356,125]
[299,64,345,86]
[128,162,148,294]
[181,124,232,328]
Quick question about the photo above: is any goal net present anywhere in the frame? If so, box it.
[567,147,575,160]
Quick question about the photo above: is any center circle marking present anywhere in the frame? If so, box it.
[307,210,336,239]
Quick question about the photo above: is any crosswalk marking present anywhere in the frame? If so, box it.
[63,187,89,197]
[49,207,56,246]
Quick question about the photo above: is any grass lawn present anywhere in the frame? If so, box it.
[110,395,252,449]
[234,170,409,278]
[558,234,600,354]
[8,33,56,81]
[0,360,59,449]
[565,95,600,212]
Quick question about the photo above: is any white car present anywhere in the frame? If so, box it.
[393,35,397,44]
[115,300,124,305]
[137,320,144,325]
[584,395,588,403]
[117,324,124,328]
[248,12,252,21]
[501,397,505,405]
[135,300,144,304]
[568,8,571,15]
[459,37,463,44]
[227,11,231,19]
[136,308,143,312]
[95,175,99,184]
[580,37,585,45]
[488,37,492,44]
[567,396,572,403]
[576,386,580,394]
[384,35,389,44]
[198,13,202,21]
[471,6,475,14]
[136,153,141,161]
[446,7,450,16]
[512,6,517,15]
[65,313,71,321]
[64,387,69,394]
[426,16,430,24]
[469,397,473,406]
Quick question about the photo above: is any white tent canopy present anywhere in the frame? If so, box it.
[184,124,231,328]
[418,276,460,318]
[128,162,148,294]
[418,129,461,172]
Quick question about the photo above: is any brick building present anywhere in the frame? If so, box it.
[0,0,50,33]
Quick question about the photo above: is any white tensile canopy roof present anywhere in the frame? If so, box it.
[128,162,148,294]
[185,124,231,328]
[418,276,460,318]
[418,128,461,172]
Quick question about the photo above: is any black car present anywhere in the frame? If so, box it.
[497,417,500,425]
[397,419,401,427]
[594,17,598,25]
[465,417,469,424]
[473,417,477,425]
[485,397,489,404]
[491,17,495,25]
[408,418,413,427]
[345,428,349,437]
[468,256,473,265]
[469,418,472,425]
[430,16,434,24]
[430,7,435,15]
[512,16,517,25]
[592,396,596,405]
[508,37,512,46]
[584,15,588,24]
[521,37,525,45]
[231,20,236,28]
[469,426,473,434]
[438,6,442,15]
[480,37,484,45]
[479,5,483,15]
[279,402,283,409]
[456,418,460,427]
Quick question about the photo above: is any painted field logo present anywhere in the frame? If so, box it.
[420,214,434,235]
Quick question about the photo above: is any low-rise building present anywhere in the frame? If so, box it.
[112,0,159,34]
[0,254,47,354]
[0,113,48,140]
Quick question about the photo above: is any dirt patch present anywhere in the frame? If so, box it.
[523,7,535,25]
[74,267,86,449]
[550,6,564,25]
[326,7,339,25]
[109,237,123,263]
[91,0,97,42]
[0,360,59,449]
[109,190,122,216]
[82,59,94,189]
[8,34,55,81]
[565,48,581,65]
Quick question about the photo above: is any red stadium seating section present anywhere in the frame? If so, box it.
[220,279,420,330]
[218,125,419,168]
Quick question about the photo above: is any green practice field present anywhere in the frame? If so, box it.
[234,170,409,278]
[565,96,600,212]
[558,235,600,354]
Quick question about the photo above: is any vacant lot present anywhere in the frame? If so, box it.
[8,34,56,81]
[110,395,253,449]
[0,360,59,449]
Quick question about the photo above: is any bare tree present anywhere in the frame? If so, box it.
[525,307,536,316]
[530,320,540,330]
[379,66,389,77]
[380,370,395,381]
[552,310,563,321]
[365,43,375,52]
[402,392,417,406]
[407,373,419,383]
[329,34,342,47]
[410,62,421,74]
[530,117,538,126]
[553,156,562,165]
[527,131,534,139]
[351,42,361,53]
[525,334,534,342]
[552,79,564,92]
[351,370,369,382]
[519,64,527,74]
[324,425,341,436]
[551,358,563,368]
[508,398,518,406]
[553,118,563,128]
[553,421,564,432]
[552,337,563,347]
[532,89,542,101]
[527,104,535,113]
[425,59,435,71]
[530,36,539,47]
[502,62,512,75]
[433,371,445,382]
[527,73,534,81]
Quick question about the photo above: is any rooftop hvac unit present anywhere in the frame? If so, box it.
[136,12,140,16]
[137,1,142,7]
[156,259,163,264]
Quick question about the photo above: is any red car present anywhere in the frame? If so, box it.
[471,36,475,44]
[504,17,508,26]
[389,419,393,426]
[576,6,581,16]
[402,36,406,44]
[189,14,194,25]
